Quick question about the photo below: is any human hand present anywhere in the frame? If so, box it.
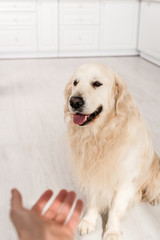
[10,189,83,240]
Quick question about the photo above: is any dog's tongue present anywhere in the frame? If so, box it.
[73,114,87,125]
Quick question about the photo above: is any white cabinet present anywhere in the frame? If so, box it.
[0,0,36,11]
[0,28,37,52]
[59,0,100,25]
[0,0,37,52]
[37,0,58,52]
[100,0,139,51]
[138,0,160,65]
[60,26,99,51]
[0,0,140,58]
[0,12,36,26]
[59,0,100,54]
[59,0,139,56]
[0,0,58,55]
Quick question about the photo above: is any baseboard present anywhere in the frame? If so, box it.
[140,52,160,67]
[0,49,139,59]
[0,51,58,59]
[59,49,139,58]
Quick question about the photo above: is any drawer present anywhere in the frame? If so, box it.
[60,9,100,25]
[60,26,99,50]
[60,0,100,11]
[0,27,37,51]
[0,0,36,11]
[0,13,36,25]
[60,0,100,25]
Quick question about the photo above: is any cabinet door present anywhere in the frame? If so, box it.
[0,27,37,52]
[100,0,139,50]
[37,0,58,51]
[138,1,160,60]
[59,0,100,52]
[0,0,36,11]
[60,0,100,25]
[60,26,99,51]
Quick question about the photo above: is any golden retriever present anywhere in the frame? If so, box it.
[64,63,160,240]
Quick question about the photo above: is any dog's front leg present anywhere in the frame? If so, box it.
[78,206,99,235]
[103,184,136,240]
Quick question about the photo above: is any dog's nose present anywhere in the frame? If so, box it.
[70,96,84,109]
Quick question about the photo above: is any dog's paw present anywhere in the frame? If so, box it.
[150,197,160,206]
[103,232,120,240]
[78,219,95,235]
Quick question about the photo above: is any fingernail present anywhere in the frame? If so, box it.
[11,188,16,195]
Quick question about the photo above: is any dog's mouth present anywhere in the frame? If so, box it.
[73,106,103,126]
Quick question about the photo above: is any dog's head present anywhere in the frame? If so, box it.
[64,63,129,127]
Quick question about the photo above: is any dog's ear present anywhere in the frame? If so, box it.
[114,74,132,116]
[64,78,72,117]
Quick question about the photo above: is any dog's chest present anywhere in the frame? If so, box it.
[71,138,122,183]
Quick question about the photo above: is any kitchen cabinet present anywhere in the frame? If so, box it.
[37,0,58,53]
[0,0,141,58]
[138,0,160,65]
[100,0,139,52]
[0,0,37,52]
[59,0,139,56]
[0,0,58,57]
[59,0,100,55]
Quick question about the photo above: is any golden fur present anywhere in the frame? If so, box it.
[64,63,160,240]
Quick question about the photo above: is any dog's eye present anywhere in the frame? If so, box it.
[73,80,78,86]
[92,81,103,87]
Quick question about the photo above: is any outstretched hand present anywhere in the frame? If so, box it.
[10,189,83,240]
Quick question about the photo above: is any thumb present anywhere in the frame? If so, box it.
[11,189,23,210]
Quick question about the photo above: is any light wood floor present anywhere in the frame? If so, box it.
[0,57,160,240]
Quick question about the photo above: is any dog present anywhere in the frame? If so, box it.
[64,63,160,240]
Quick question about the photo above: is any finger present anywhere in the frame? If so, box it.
[66,199,83,233]
[11,189,23,210]
[54,191,76,224]
[31,190,53,214]
[44,189,68,219]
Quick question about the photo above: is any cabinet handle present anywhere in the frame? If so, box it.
[78,5,83,9]
[13,4,17,8]
[15,38,19,43]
